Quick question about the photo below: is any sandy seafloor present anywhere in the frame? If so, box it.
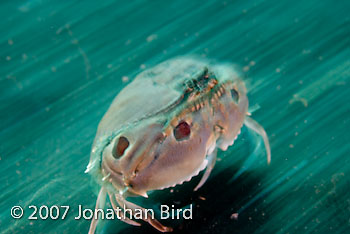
[1,0,349,233]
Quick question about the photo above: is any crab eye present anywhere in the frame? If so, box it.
[174,121,191,141]
[231,88,239,103]
[112,136,129,158]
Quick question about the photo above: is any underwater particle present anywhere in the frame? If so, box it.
[231,213,239,220]
[65,23,91,80]
[125,39,132,45]
[302,49,311,55]
[22,54,28,60]
[146,34,158,42]
[107,64,113,69]
[243,66,250,72]
[198,196,206,201]
[6,56,11,61]
[250,61,256,66]
[56,26,63,35]
[276,68,281,73]
[289,144,294,148]
[8,39,13,45]
[289,94,308,107]
[51,66,56,72]
[330,172,345,194]
[122,76,129,83]
[140,64,146,69]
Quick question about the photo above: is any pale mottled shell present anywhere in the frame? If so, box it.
[88,56,241,174]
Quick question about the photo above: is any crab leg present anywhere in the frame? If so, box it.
[88,187,107,234]
[107,191,141,226]
[115,194,173,232]
[194,149,217,191]
[244,116,271,164]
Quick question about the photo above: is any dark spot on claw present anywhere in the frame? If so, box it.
[231,88,239,103]
[174,121,191,141]
[112,136,129,158]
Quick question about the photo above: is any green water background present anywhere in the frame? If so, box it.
[1,0,349,233]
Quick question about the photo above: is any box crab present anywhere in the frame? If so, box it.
[85,56,271,233]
